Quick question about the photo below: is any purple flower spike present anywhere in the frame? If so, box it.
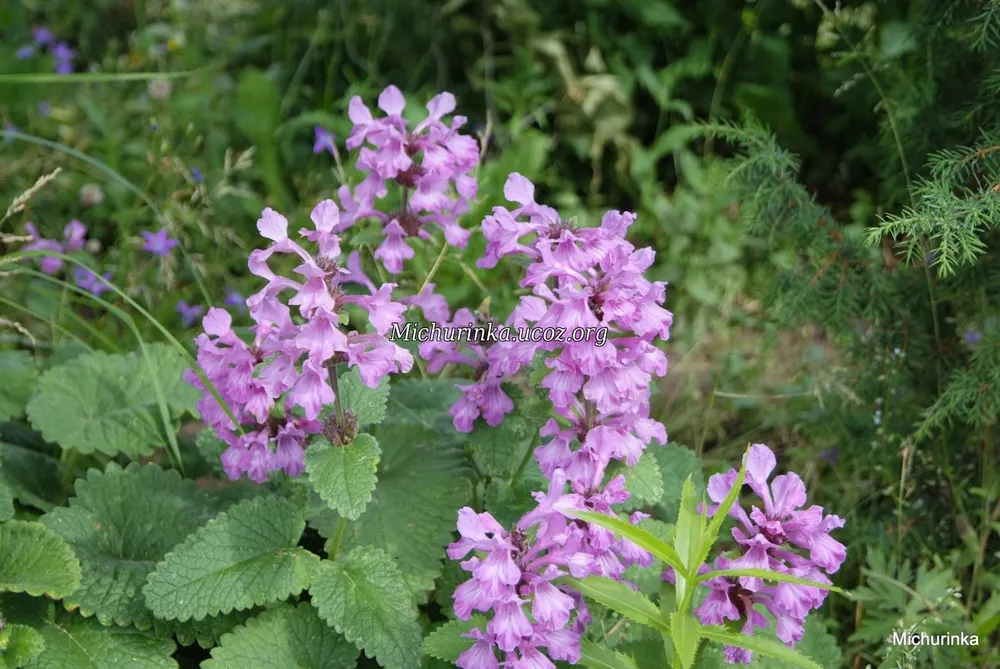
[177,300,205,328]
[676,443,846,663]
[141,228,179,257]
[312,126,336,155]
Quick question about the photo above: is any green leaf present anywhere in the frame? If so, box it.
[698,569,846,595]
[0,623,45,669]
[0,351,38,422]
[194,430,226,476]
[25,345,197,458]
[579,639,640,669]
[143,495,318,621]
[309,417,471,601]
[673,475,705,606]
[698,626,821,669]
[202,603,357,669]
[564,577,669,634]
[337,368,389,426]
[671,612,701,669]
[0,477,12,523]
[619,451,664,509]
[384,378,463,429]
[468,411,535,478]
[696,447,748,570]
[152,610,253,649]
[305,435,381,521]
[41,463,219,628]
[310,547,422,669]
[0,442,62,511]
[751,617,841,669]
[652,444,704,523]
[569,510,684,574]
[23,615,177,669]
[422,615,488,662]
[0,520,81,598]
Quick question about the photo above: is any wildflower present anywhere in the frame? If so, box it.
[22,220,89,274]
[338,85,480,273]
[79,184,105,207]
[312,126,336,155]
[32,27,54,47]
[191,167,204,183]
[224,290,247,314]
[74,266,112,296]
[672,444,845,664]
[37,101,50,118]
[141,228,179,257]
[177,300,204,328]
[52,42,74,75]
[3,123,17,140]
[964,328,982,345]
[16,45,35,60]
[185,200,413,482]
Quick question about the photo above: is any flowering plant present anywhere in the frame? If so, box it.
[0,85,844,669]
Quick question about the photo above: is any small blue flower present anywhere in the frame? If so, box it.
[37,101,50,118]
[191,167,203,183]
[964,328,983,345]
[16,45,35,60]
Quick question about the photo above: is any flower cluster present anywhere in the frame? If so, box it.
[22,220,111,296]
[446,174,673,667]
[450,470,655,668]
[665,444,846,664]
[16,27,74,74]
[184,200,413,482]
[334,85,480,273]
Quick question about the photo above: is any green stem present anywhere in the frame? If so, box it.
[329,517,348,559]
[509,432,541,488]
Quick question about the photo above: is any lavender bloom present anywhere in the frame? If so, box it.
[964,328,983,345]
[74,266,112,296]
[141,228,179,257]
[312,126,336,155]
[32,27,54,46]
[184,200,413,482]
[22,220,90,274]
[16,45,35,60]
[52,42,74,75]
[176,301,204,328]
[676,444,845,664]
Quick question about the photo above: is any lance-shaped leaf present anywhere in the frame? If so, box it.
[563,577,669,633]
[41,463,220,628]
[201,603,357,669]
[673,475,705,607]
[310,546,422,669]
[422,615,488,663]
[698,626,822,669]
[305,434,380,521]
[670,612,701,669]
[0,520,81,598]
[696,568,847,595]
[143,495,318,621]
[578,639,641,669]
[695,447,748,569]
[568,510,684,574]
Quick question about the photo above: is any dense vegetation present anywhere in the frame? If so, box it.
[1,1,998,668]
